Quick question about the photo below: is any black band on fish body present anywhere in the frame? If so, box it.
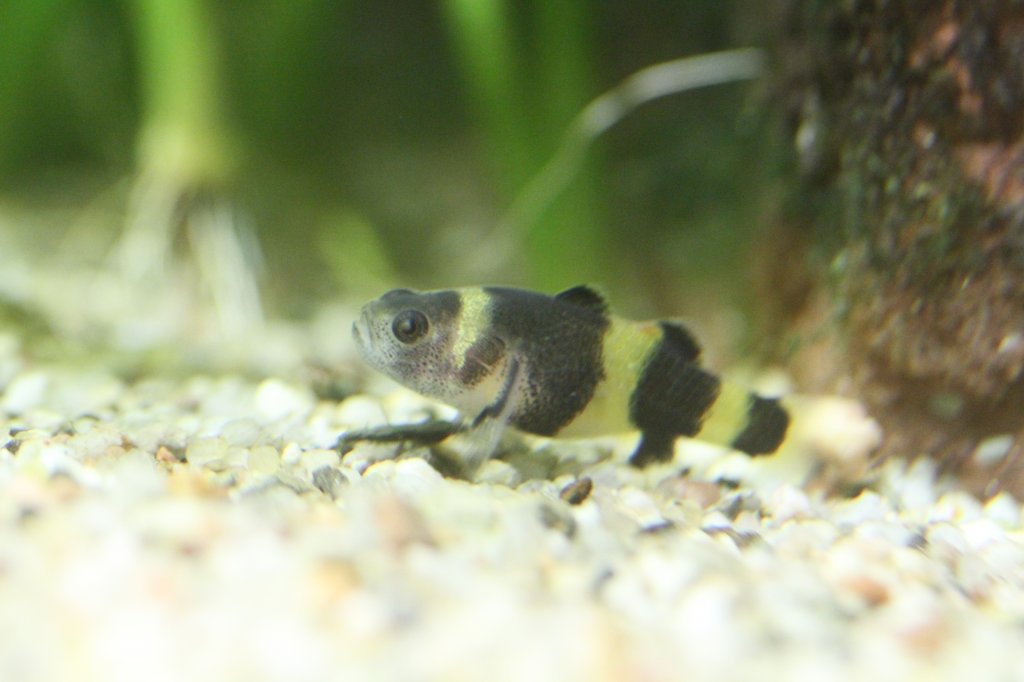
[482,287,609,437]
[730,395,789,455]
[629,430,677,467]
[630,349,721,440]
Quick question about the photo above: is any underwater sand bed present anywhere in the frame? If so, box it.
[0,358,1023,682]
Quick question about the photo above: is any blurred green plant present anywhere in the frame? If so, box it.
[0,1,62,176]
[130,0,235,192]
[440,0,606,290]
[0,0,773,340]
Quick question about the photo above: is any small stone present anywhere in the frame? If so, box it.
[255,378,315,422]
[123,422,188,455]
[155,445,180,463]
[539,503,576,536]
[184,437,229,467]
[929,491,983,523]
[373,493,434,549]
[274,472,317,494]
[388,457,445,497]
[335,395,388,429]
[616,487,667,530]
[102,448,167,497]
[764,484,813,522]
[959,518,1006,552]
[298,448,341,481]
[656,477,721,509]
[280,442,303,465]
[701,510,733,532]
[474,458,520,487]
[220,418,262,447]
[559,477,593,505]
[973,434,1014,467]
[65,424,124,461]
[221,446,250,470]
[312,466,348,499]
[248,444,281,474]
[830,490,891,527]
[1,371,48,414]
[983,491,1020,528]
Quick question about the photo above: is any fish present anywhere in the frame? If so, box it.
[351,284,789,466]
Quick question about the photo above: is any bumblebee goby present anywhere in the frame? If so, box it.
[352,285,789,466]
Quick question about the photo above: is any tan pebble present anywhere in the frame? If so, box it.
[155,445,180,463]
[898,610,949,654]
[374,494,434,550]
[841,574,890,607]
[167,465,226,498]
[312,559,361,602]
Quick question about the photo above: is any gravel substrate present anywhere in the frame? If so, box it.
[1,333,1023,682]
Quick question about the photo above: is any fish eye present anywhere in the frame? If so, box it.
[391,309,429,344]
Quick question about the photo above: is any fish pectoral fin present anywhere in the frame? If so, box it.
[461,356,524,471]
[460,413,510,471]
[471,355,522,427]
[628,431,677,467]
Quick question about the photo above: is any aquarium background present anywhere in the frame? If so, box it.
[0,0,781,356]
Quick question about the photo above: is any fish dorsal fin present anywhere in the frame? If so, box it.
[555,285,608,314]
[659,321,702,363]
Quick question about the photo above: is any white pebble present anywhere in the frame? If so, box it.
[122,422,188,454]
[926,523,968,556]
[973,434,1014,466]
[102,448,166,497]
[1,371,48,414]
[701,511,732,532]
[830,490,891,527]
[616,487,667,529]
[335,395,388,429]
[18,441,101,486]
[221,446,250,470]
[929,491,983,523]
[66,424,124,461]
[983,492,1021,528]
[474,459,520,487]
[959,518,1007,552]
[255,379,314,422]
[384,457,445,498]
[280,442,303,465]
[764,484,812,522]
[220,419,262,447]
[299,449,341,477]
